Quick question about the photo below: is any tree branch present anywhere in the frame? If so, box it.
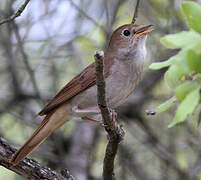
[0,138,74,180]
[132,0,140,24]
[68,0,105,32]
[94,51,124,180]
[127,115,189,179]
[0,0,30,26]
[12,21,42,100]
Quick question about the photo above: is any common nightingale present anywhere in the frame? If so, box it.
[10,24,153,165]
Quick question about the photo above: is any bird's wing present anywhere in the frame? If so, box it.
[39,58,114,116]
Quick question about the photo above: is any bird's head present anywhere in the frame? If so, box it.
[106,24,153,61]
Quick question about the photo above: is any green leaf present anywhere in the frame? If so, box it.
[191,40,201,54]
[175,81,199,101]
[160,31,201,49]
[149,59,174,70]
[164,59,191,88]
[195,74,201,83]
[182,1,201,34]
[168,88,200,128]
[149,49,187,70]
[146,96,176,115]
[187,50,201,73]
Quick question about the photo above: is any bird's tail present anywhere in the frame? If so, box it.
[10,104,71,165]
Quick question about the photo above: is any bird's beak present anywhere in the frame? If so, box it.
[134,25,154,35]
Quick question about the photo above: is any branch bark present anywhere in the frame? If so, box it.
[0,0,30,26]
[12,21,42,100]
[0,138,74,180]
[68,0,105,32]
[94,51,124,180]
[131,0,140,24]
[64,122,98,180]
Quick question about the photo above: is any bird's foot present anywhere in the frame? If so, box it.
[119,123,125,141]
[108,108,117,126]
[82,116,105,126]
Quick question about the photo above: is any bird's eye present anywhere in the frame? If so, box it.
[122,29,130,36]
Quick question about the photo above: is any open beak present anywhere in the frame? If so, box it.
[134,24,154,35]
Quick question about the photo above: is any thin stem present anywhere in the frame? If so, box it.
[132,0,140,24]
[0,0,30,26]
[94,51,124,180]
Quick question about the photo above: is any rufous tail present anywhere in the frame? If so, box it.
[10,105,71,165]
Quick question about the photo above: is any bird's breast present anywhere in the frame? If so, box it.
[105,59,143,108]
[71,58,144,115]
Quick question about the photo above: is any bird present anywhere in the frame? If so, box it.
[10,23,153,165]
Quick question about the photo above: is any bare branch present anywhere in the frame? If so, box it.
[132,0,140,24]
[12,22,42,100]
[0,138,74,180]
[94,51,124,180]
[127,115,189,179]
[64,123,98,180]
[68,0,105,31]
[0,0,30,26]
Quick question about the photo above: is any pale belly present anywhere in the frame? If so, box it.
[71,60,143,117]
[105,68,140,108]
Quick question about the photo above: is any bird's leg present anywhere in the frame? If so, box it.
[82,109,117,126]
[72,106,101,115]
[82,116,104,126]
[82,109,117,127]
[74,106,118,127]
[72,106,104,125]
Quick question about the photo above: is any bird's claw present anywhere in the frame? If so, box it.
[108,108,117,126]
[119,123,125,141]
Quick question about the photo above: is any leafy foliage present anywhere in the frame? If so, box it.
[149,1,201,127]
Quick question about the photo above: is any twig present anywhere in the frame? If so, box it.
[0,0,30,26]
[119,145,153,180]
[131,0,140,24]
[68,0,105,32]
[12,22,41,100]
[0,138,74,180]
[128,115,189,179]
[94,51,124,180]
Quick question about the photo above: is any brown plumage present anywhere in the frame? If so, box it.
[39,57,115,116]
[10,24,153,165]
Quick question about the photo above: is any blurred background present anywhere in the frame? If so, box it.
[0,0,201,179]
